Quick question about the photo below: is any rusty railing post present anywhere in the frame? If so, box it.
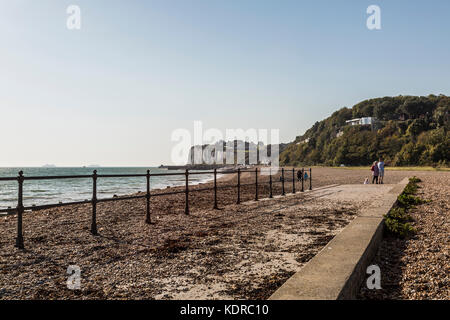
[255,167,258,201]
[292,168,295,194]
[185,169,189,215]
[301,168,304,192]
[145,169,151,224]
[15,171,24,249]
[310,168,312,190]
[269,168,273,198]
[91,170,98,235]
[213,168,218,209]
[281,168,285,196]
[236,168,241,204]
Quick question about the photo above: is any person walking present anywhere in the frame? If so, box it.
[378,158,385,184]
[297,170,302,182]
[371,161,379,184]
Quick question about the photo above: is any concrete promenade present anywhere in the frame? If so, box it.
[270,178,409,300]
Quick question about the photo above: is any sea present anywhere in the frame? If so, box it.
[0,167,215,210]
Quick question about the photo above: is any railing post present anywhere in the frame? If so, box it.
[145,170,151,224]
[269,168,273,198]
[91,170,98,235]
[292,168,295,194]
[255,167,258,201]
[185,169,189,215]
[15,171,24,249]
[213,168,218,209]
[301,168,304,192]
[281,168,285,196]
[236,168,241,204]
[310,168,312,190]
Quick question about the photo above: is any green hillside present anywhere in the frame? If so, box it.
[280,95,450,167]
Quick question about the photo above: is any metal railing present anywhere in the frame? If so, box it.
[0,167,313,249]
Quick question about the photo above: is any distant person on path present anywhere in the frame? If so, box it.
[297,170,302,182]
[378,158,385,184]
[303,171,309,181]
[371,161,379,184]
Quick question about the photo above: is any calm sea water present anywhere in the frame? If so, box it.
[0,167,214,210]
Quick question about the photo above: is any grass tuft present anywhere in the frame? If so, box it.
[384,176,430,238]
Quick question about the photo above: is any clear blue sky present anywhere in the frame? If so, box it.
[1,0,449,166]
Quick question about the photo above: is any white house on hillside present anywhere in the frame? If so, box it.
[345,117,379,131]
[345,117,375,126]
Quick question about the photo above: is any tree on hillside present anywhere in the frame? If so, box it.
[280,95,449,167]
[374,100,399,120]
[406,119,428,139]
[399,96,434,119]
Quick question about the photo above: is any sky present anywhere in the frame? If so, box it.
[0,0,449,167]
